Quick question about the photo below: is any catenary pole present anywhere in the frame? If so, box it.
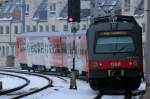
[21,0,25,33]
[145,0,150,82]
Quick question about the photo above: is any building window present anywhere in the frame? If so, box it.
[25,4,29,15]
[0,46,1,56]
[124,0,130,11]
[6,46,9,56]
[49,3,56,14]
[40,25,43,32]
[6,26,9,34]
[2,46,5,56]
[46,25,49,32]
[63,25,68,31]
[82,24,86,30]
[27,25,30,32]
[12,45,15,56]
[33,25,36,32]
[15,26,18,34]
[142,23,145,32]
[0,26,3,34]
[52,25,55,31]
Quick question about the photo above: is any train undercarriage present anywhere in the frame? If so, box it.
[89,77,141,91]
[88,69,143,91]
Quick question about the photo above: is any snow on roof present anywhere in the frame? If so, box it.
[18,31,86,37]
[0,17,12,20]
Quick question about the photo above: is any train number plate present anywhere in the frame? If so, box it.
[108,70,124,77]
[110,62,121,67]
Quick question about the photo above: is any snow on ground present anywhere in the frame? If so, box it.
[0,71,49,90]
[22,75,97,99]
[0,71,50,99]
[0,74,26,90]
[23,75,146,99]
[0,73,146,99]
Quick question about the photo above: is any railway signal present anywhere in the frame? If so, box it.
[68,0,80,89]
[69,23,79,90]
[68,0,80,22]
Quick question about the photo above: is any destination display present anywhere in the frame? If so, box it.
[99,31,128,36]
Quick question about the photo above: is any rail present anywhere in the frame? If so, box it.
[0,69,52,99]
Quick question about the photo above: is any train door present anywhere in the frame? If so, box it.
[80,35,88,74]
[48,37,54,67]
[17,37,27,64]
[44,37,50,69]
[75,35,83,74]
[50,36,63,67]
[26,38,32,67]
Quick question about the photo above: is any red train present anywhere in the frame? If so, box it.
[17,16,143,91]
[87,16,143,91]
[16,31,88,75]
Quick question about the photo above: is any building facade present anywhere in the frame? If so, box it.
[0,0,91,67]
[121,0,145,39]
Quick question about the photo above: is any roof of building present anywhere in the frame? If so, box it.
[134,0,144,16]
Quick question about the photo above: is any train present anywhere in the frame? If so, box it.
[87,16,143,91]
[16,15,143,91]
[16,31,87,75]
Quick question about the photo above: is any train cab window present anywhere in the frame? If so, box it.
[95,36,135,53]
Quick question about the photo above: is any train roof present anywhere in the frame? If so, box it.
[17,31,86,37]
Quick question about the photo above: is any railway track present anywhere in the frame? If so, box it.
[93,89,146,99]
[0,72,30,95]
[0,69,53,99]
[0,68,147,99]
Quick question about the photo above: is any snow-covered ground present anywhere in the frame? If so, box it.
[0,71,49,90]
[0,71,50,99]
[0,71,146,99]
[22,76,98,99]
[23,75,146,99]
[0,74,26,90]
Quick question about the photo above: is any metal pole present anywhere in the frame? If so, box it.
[21,0,25,33]
[72,33,75,71]
[69,22,78,90]
[145,0,150,82]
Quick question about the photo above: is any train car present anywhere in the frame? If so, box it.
[16,31,87,75]
[87,16,143,91]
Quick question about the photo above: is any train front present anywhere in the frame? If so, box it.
[87,16,143,91]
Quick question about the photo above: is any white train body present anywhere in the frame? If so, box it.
[16,31,87,74]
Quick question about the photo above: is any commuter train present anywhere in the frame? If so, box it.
[16,31,87,75]
[16,15,143,91]
[87,16,143,90]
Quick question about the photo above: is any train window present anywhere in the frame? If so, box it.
[95,36,135,53]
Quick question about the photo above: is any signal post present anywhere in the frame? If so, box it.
[68,0,80,90]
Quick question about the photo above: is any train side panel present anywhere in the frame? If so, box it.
[17,31,87,74]
[16,37,27,65]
